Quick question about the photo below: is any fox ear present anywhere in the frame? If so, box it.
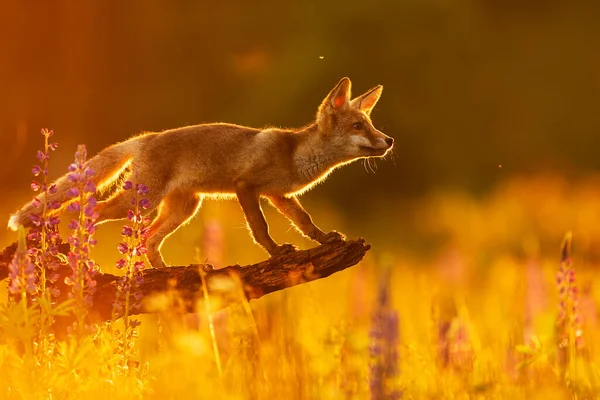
[321,77,351,114]
[350,85,383,116]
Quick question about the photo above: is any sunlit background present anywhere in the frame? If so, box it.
[2,2,600,398]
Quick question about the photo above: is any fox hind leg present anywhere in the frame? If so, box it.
[95,189,160,224]
[145,190,202,268]
[95,193,133,224]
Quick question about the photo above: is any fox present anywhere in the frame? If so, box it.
[8,77,394,268]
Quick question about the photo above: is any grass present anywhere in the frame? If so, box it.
[1,132,600,399]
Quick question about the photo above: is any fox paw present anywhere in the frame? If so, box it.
[271,243,298,256]
[318,231,346,244]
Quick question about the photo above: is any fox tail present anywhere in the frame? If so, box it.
[8,135,149,231]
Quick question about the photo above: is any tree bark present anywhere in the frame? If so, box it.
[0,238,370,325]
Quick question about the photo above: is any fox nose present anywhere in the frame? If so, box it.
[385,137,394,147]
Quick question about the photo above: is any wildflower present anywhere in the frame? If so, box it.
[448,317,473,370]
[436,300,474,373]
[112,181,150,368]
[27,128,62,301]
[139,198,151,210]
[121,225,133,237]
[113,181,150,319]
[556,232,583,367]
[64,145,99,332]
[369,267,401,400]
[8,228,37,299]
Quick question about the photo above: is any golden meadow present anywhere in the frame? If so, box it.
[1,134,600,399]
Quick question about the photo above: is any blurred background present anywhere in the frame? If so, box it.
[2,1,600,268]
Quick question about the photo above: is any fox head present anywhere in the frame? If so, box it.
[316,77,393,160]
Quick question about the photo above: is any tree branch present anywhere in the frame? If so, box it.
[0,238,370,325]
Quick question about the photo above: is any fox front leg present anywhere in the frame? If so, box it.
[268,195,345,244]
[235,182,297,256]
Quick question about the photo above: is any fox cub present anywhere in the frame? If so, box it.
[9,77,394,268]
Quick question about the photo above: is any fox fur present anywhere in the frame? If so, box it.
[8,77,394,268]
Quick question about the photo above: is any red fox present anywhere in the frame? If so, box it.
[9,77,394,268]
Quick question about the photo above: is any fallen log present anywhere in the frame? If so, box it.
[0,238,370,325]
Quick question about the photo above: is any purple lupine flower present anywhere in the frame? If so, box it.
[121,225,133,237]
[139,198,151,210]
[556,232,583,367]
[112,181,150,330]
[26,128,62,301]
[84,200,98,219]
[369,267,401,400]
[66,187,80,198]
[68,220,79,230]
[84,180,96,193]
[29,214,42,227]
[47,215,60,227]
[136,184,149,196]
[117,242,129,254]
[64,145,99,332]
[66,202,81,213]
[8,231,38,298]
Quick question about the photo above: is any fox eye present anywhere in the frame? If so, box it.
[352,122,363,130]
